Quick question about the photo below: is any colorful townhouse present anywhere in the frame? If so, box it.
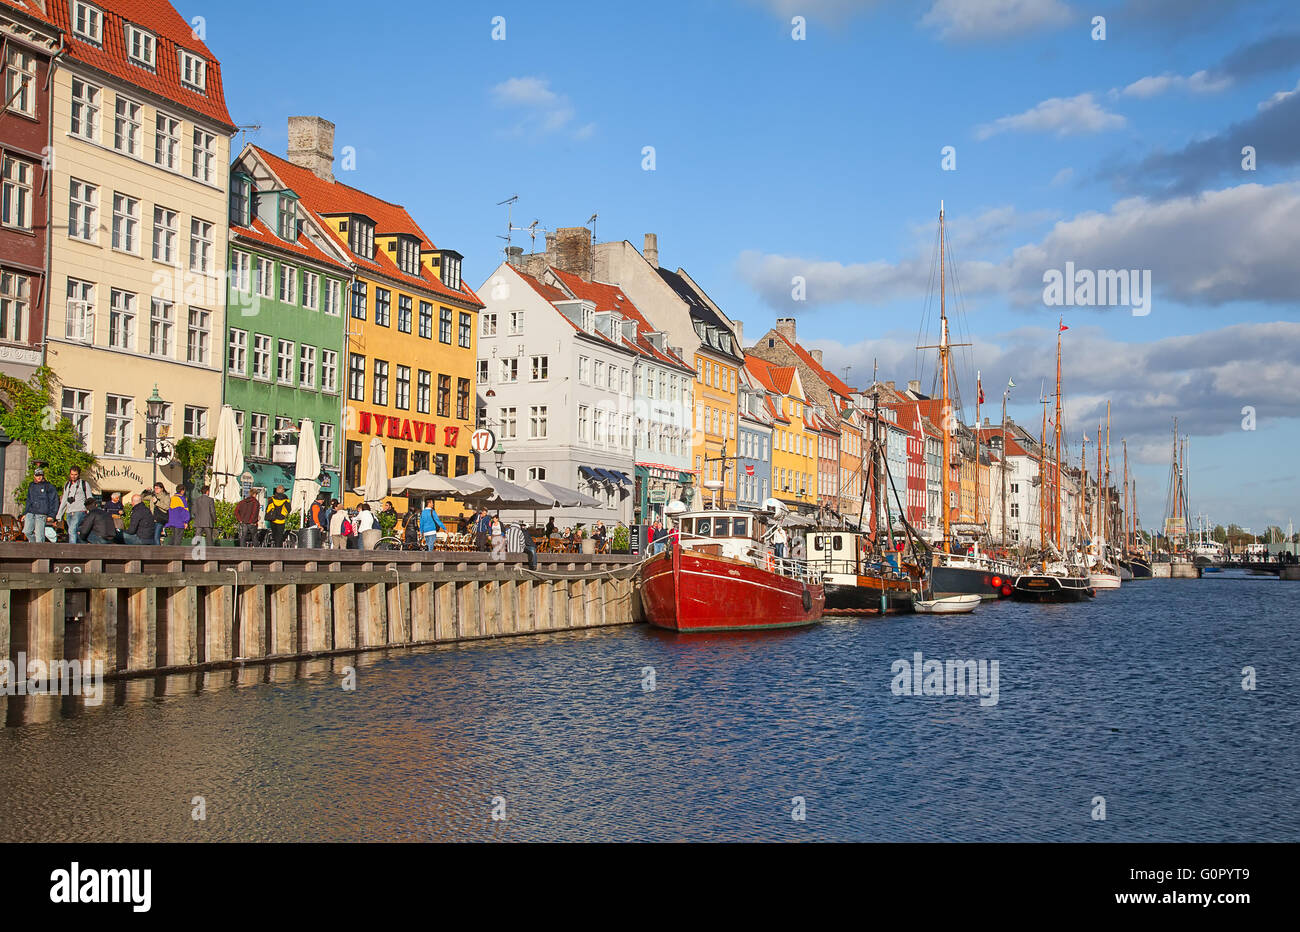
[743,354,817,513]
[0,0,60,510]
[223,144,352,498]
[37,0,235,495]
[594,233,744,507]
[254,117,483,513]
[736,365,773,509]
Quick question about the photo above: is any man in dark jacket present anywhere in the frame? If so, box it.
[123,493,155,545]
[191,484,216,544]
[265,486,291,547]
[81,499,117,544]
[22,467,59,543]
[472,507,491,551]
[234,490,261,547]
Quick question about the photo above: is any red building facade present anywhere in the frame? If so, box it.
[0,0,59,382]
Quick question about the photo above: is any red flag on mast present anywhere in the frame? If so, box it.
[977,376,984,405]
[1059,321,1069,332]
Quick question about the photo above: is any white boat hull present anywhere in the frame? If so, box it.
[1089,572,1121,589]
[914,594,981,614]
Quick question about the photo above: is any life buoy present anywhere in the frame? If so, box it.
[764,552,775,572]
[801,587,813,613]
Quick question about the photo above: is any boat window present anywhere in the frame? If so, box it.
[695,518,711,537]
[732,518,749,537]
[813,535,827,552]
[833,535,843,550]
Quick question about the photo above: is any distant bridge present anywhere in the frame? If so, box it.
[1215,559,1293,575]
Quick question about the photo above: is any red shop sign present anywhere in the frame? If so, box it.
[358,411,459,448]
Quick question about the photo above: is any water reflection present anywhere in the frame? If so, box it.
[2,578,1298,842]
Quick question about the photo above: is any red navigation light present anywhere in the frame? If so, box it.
[1001,585,1013,596]
[895,541,905,551]
[991,575,1003,588]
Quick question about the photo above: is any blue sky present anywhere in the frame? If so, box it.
[195,0,1300,534]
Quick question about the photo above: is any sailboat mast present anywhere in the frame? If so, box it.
[1105,402,1111,552]
[939,202,951,553]
[1123,439,1130,552]
[1000,390,1008,548]
[1054,325,1063,553]
[1039,402,1047,572]
[1096,422,1103,546]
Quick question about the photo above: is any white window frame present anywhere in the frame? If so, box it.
[183,405,208,439]
[61,387,92,448]
[4,48,37,117]
[154,111,180,170]
[321,349,338,393]
[1,270,31,343]
[107,288,135,350]
[277,339,295,385]
[231,250,250,292]
[179,49,206,92]
[149,298,174,357]
[152,205,178,264]
[323,278,340,316]
[301,270,319,310]
[250,413,269,458]
[125,24,156,69]
[530,355,548,381]
[251,333,272,381]
[189,217,213,273]
[279,264,297,304]
[319,423,336,467]
[187,307,210,364]
[110,191,139,253]
[104,393,132,457]
[191,128,216,184]
[68,178,97,242]
[227,327,247,375]
[72,2,103,44]
[70,78,100,141]
[65,278,94,343]
[299,344,316,388]
[113,95,142,156]
[1,155,33,231]
[529,405,548,440]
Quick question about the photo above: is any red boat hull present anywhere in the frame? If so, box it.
[639,545,825,632]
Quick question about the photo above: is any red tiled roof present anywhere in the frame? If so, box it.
[20,0,237,129]
[549,268,692,372]
[251,146,483,308]
[230,218,350,273]
[509,266,630,355]
[769,330,854,397]
[744,355,799,419]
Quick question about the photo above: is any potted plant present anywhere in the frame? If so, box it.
[579,527,596,555]
[612,524,630,554]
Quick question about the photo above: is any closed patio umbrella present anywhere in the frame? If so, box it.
[522,478,603,509]
[210,405,244,504]
[290,418,321,519]
[361,436,388,505]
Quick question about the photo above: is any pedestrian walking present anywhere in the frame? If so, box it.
[235,489,260,547]
[328,505,350,550]
[265,485,290,547]
[150,488,169,545]
[473,507,491,551]
[418,498,445,551]
[22,466,58,543]
[56,466,93,544]
[123,492,155,545]
[191,484,216,544]
[489,514,506,560]
[309,492,328,541]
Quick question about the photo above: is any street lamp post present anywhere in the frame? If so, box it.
[493,442,506,478]
[138,384,167,488]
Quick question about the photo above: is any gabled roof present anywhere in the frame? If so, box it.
[767,329,855,398]
[250,145,482,307]
[21,0,236,130]
[504,264,637,358]
[656,267,743,362]
[230,218,350,274]
[549,268,693,372]
[744,353,799,399]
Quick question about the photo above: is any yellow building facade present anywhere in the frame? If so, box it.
[744,356,818,511]
[44,3,235,495]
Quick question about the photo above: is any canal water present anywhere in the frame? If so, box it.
[2,573,1296,842]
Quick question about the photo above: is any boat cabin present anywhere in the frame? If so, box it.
[808,531,862,576]
[674,510,760,562]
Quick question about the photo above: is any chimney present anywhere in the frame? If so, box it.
[506,246,524,269]
[907,379,921,394]
[643,233,659,268]
[551,227,592,279]
[287,116,336,183]
[775,317,796,343]
[732,318,743,347]
[810,348,823,365]
[885,381,895,391]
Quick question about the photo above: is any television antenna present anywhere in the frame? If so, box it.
[497,195,544,256]
[235,123,262,150]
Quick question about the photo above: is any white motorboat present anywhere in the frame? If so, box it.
[913,594,981,614]
[1089,570,1122,590]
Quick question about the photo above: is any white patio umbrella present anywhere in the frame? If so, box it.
[210,404,244,504]
[522,478,603,509]
[453,470,554,509]
[290,418,321,518]
[361,436,388,505]
[390,470,475,496]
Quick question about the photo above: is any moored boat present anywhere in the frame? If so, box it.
[807,530,915,614]
[914,594,981,614]
[1011,571,1094,602]
[640,507,825,632]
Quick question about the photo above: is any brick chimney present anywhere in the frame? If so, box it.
[506,246,524,270]
[810,348,823,365]
[551,227,592,278]
[643,233,659,268]
[775,317,796,343]
[287,116,336,183]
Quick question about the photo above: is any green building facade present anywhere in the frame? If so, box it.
[223,151,351,501]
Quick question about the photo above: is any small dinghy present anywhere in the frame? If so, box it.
[913,594,981,614]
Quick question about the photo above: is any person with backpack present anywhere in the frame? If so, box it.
[418,498,445,551]
[265,485,291,547]
[56,466,94,544]
[309,492,328,542]
[328,504,350,550]
[22,466,59,543]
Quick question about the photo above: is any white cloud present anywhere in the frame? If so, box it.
[975,93,1126,140]
[921,0,1073,41]
[1051,167,1074,186]
[1118,69,1232,98]
[1259,78,1300,111]
[736,181,1300,311]
[489,76,589,140]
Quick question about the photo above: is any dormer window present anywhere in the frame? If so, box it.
[125,24,155,69]
[439,252,462,291]
[396,236,420,276]
[277,193,299,241]
[581,307,594,332]
[348,216,374,259]
[179,50,206,92]
[229,173,251,226]
[72,2,103,44]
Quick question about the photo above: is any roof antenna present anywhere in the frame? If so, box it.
[587,212,598,279]
[842,364,852,384]
[235,123,261,151]
[496,194,536,258]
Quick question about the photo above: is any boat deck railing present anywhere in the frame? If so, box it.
[676,532,823,586]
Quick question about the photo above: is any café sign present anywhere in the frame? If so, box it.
[357,411,459,448]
